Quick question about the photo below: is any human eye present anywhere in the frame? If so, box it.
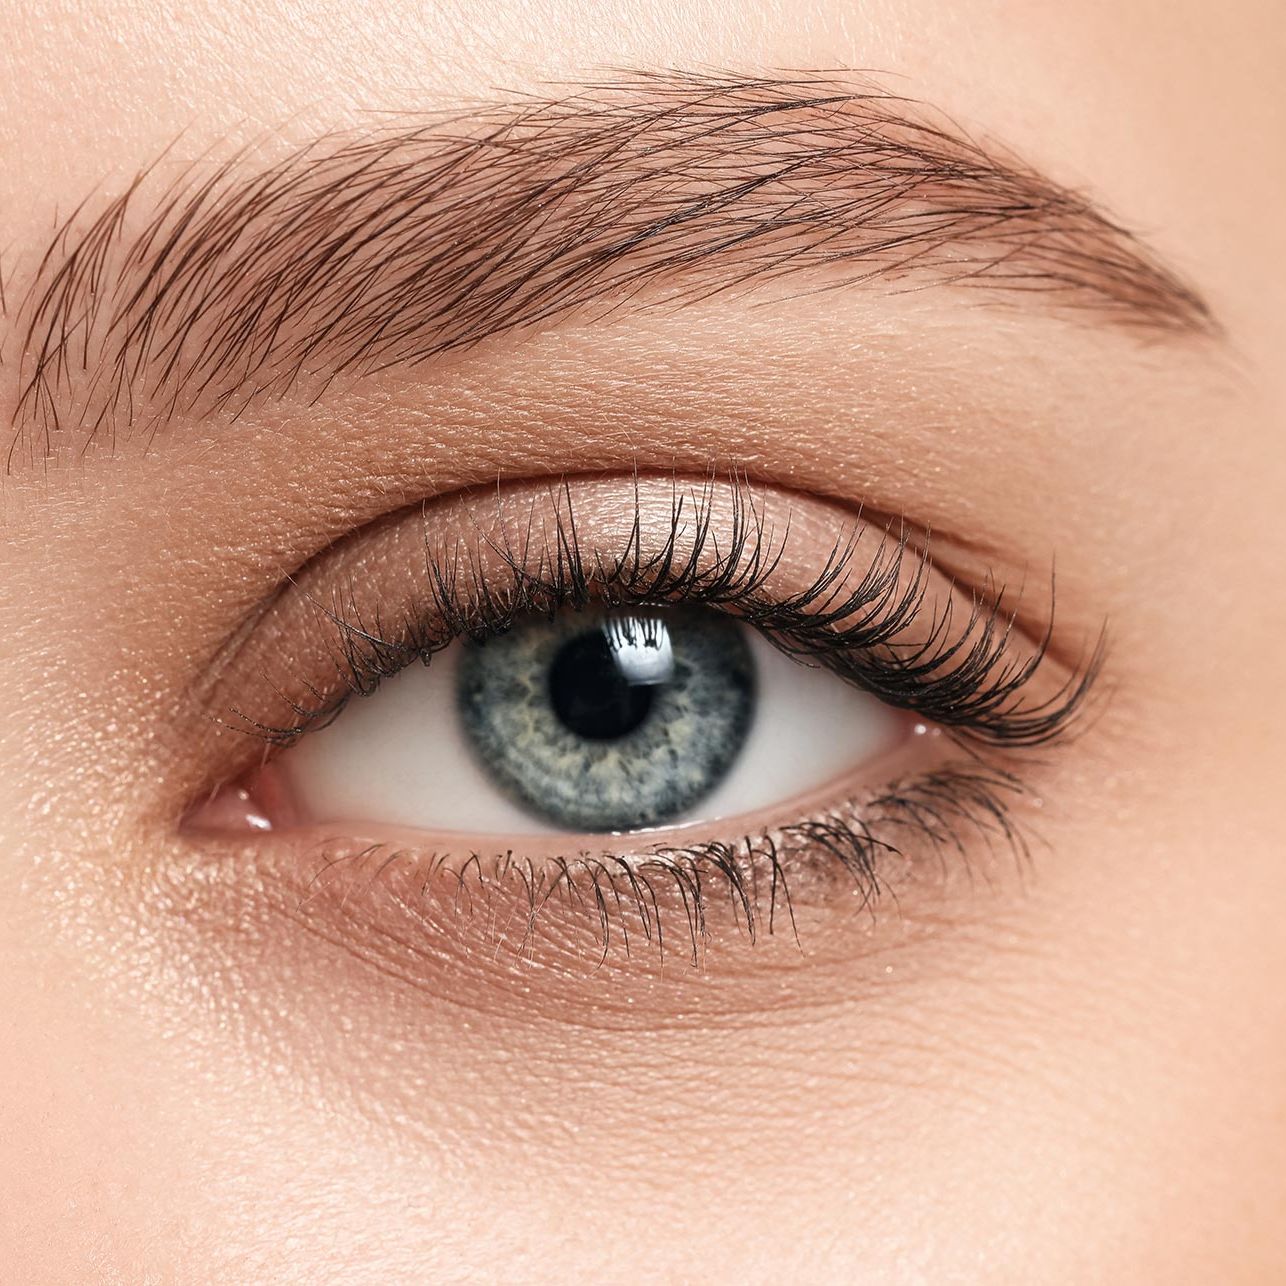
[188,474,1098,964]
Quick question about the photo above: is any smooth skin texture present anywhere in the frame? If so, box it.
[0,1,1284,1282]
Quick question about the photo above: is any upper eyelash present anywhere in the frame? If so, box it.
[240,475,1103,749]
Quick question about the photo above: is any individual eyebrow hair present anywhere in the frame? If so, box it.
[3,69,1215,468]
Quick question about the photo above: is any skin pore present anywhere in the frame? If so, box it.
[0,1,1284,1282]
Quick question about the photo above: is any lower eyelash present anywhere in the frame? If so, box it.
[286,762,1030,967]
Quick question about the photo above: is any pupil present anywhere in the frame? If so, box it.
[548,629,656,741]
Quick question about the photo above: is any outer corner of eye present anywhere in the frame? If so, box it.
[194,607,912,843]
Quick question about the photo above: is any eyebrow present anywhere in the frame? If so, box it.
[3,70,1215,467]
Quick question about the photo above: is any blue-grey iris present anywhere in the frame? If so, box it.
[456,608,756,831]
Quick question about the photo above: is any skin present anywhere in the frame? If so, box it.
[1,1,1284,1282]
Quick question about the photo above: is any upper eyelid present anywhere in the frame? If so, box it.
[201,475,1099,764]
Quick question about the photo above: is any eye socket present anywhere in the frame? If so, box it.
[186,469,1093,940]
[281,605,905,835]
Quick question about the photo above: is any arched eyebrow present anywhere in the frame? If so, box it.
[4,70,1216,467]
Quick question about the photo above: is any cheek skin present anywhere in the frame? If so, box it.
[7,755,1280,1284]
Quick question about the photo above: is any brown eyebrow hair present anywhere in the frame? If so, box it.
[3,69,1215,468]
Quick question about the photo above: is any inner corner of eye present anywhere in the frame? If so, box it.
[185,757,298,835]
[198,606,910,840]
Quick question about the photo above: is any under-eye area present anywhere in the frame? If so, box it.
[183,473,1100,961]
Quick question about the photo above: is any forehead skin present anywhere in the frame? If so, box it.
[0,2,1283,1283]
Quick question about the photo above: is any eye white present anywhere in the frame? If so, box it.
[283,624,903,835]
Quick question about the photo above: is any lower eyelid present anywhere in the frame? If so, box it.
[183,749,1027,972]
